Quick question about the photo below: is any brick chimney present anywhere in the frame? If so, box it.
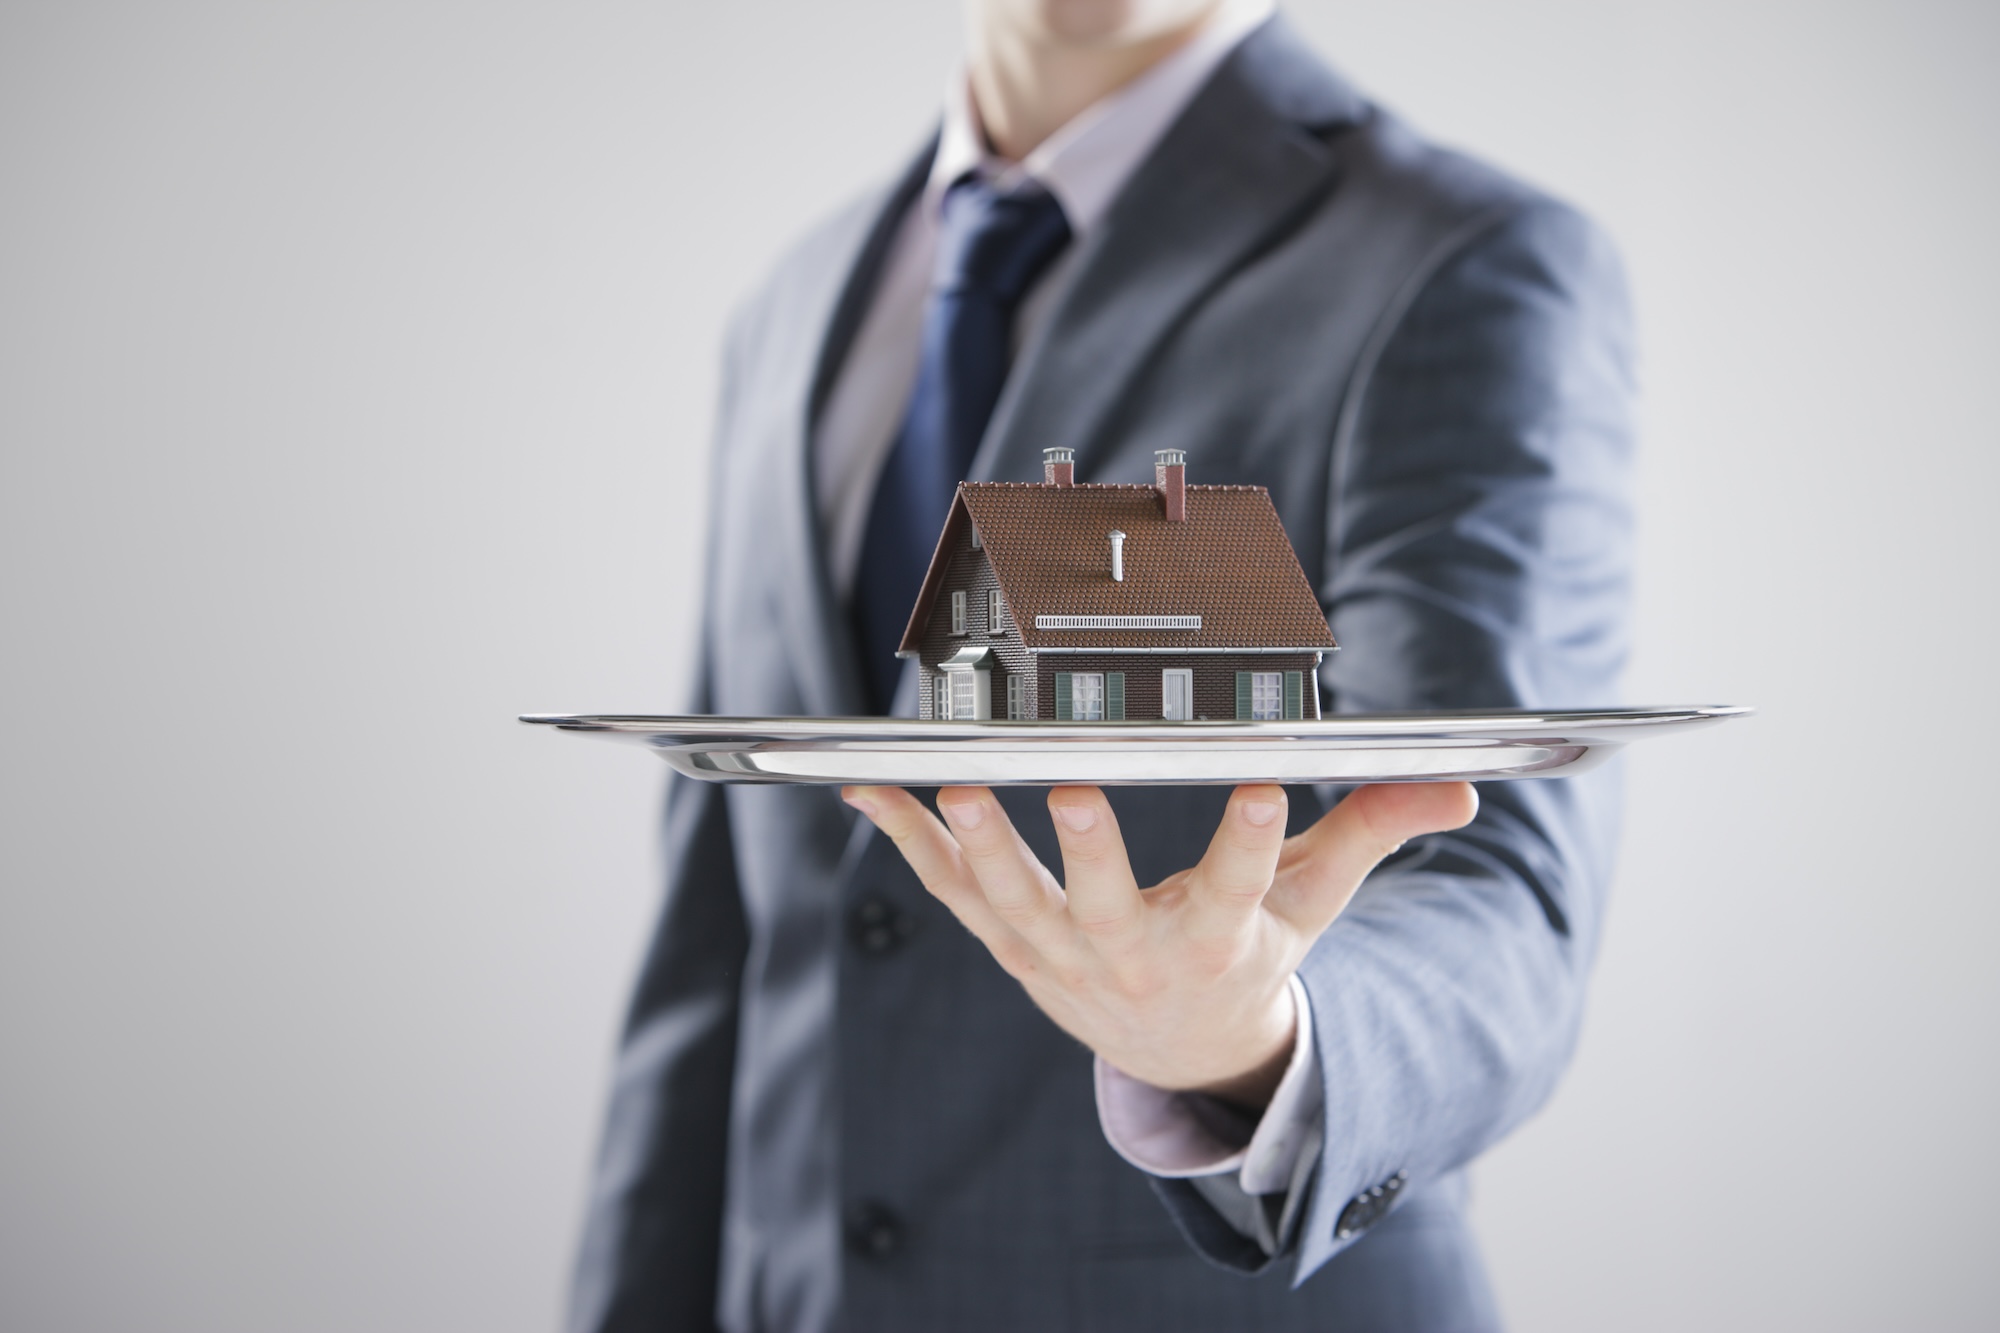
[1043,446,1075,487]
[1154,449,1186,521]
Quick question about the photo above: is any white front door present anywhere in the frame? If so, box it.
[1161,669,1193,722]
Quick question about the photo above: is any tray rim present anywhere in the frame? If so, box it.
[519,704,1751,744]
[519,706,1750,785]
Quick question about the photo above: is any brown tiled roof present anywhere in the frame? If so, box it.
[898,482,1337,653]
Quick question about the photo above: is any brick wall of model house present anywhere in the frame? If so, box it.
[1031,653,1322,722]
[914,534,1036,720]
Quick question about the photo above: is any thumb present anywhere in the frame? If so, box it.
[1266,782,1479,935]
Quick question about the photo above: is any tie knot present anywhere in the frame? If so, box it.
[935,178,1073,307]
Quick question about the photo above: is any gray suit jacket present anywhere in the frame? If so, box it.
[570,17,1633,1333]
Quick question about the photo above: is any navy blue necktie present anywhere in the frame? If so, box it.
[851,178,1072,712]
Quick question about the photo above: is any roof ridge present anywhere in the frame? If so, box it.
[959,482,1271,492]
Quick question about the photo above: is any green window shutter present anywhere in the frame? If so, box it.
[1106,672,1125,721]
[1055,672,1073,721]
[1284,671,1303,720]
[1235,671,1252,720]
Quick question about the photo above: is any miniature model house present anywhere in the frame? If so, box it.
[899,449,1337,722]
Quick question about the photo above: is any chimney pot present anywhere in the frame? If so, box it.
[1154,449,1186,521]
[1108,530,1126,582]
[1043,446,1075,488]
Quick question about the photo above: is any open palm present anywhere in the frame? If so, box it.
[843,780,1479,1106]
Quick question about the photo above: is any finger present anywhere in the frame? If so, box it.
[1045,786,1146,957]
[933,786,1078,960]
[842,785,1027,956]
[1183,785,1289,945]
[1267,782,1479,935]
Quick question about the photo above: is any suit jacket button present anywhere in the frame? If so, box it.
[845,1201,905,1259]
[849,895,915,955]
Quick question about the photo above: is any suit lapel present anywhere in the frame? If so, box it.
[973,17,1367,487]
[770,139,935,719]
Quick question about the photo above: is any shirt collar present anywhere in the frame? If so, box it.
[928,0,1276,237]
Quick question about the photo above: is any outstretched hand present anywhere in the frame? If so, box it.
[842,781,1478,1109]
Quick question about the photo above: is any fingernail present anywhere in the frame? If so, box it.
[1241,801,1282,827]
[1053,803,1097,833]
[842,790,877,818]
[940,798,985,829]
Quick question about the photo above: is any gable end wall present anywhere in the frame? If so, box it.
[915,529,1035,719]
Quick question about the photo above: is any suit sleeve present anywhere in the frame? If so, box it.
[1152,198,1637,1279]
[567,339,752,1333]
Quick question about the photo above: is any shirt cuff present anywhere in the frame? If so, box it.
[1094,974,1323,1191]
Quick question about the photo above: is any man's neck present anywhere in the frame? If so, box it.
[966,3,1223,162]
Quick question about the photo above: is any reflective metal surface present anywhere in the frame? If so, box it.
[518,706,1750,786]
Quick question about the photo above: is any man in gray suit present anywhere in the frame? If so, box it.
[571,1,1632,1329]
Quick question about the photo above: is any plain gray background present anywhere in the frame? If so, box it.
[3,1,1995,1328]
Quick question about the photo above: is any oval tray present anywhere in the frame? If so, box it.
[518,706,1749,786]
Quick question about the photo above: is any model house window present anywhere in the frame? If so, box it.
[1071,672,1105,721]
[1006,674,1023,719]
[951,591,967,635]
[988,589,1005,633]
[1055,671,1123,721]
[1234,670,1305,720]
[936,676,951,720]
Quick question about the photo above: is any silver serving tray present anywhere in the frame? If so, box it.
[518,706,1749,786]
